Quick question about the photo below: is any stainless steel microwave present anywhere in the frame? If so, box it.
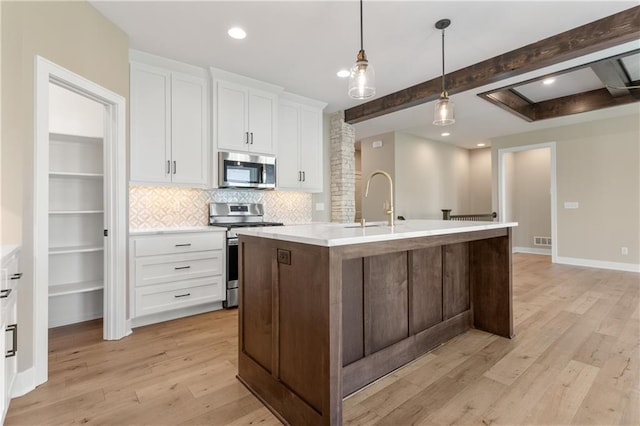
[218,151,276,189]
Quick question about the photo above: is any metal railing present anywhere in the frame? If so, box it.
[441,209,497,221]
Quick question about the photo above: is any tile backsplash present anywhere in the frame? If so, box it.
[129,186,313,229]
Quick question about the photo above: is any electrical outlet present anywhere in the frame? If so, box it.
[621,247,629,256]
[315,202,325,211]
[277,249,291,265]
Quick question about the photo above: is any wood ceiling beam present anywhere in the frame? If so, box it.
[531,88,638,120]
[479,90,535,122]
[344,6,640,124]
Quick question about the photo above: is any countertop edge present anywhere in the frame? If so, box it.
[235,221,518,247]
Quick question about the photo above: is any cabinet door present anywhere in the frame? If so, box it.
[171,73,208,186]
[130,62,171,183]
[248,89,277,155]
[216,80,248,152]
[277,101,301,189]
[299,106,323,192]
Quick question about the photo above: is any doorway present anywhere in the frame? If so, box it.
[498,142,557,262]
[33,57,128,389]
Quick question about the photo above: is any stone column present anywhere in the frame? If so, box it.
[330,111,355,223]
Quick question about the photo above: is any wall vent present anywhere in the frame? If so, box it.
[534,236,552,246]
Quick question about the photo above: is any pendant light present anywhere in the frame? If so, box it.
[348,0,375,99]
[433,18,455,126]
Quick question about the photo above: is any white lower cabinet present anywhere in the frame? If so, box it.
[1,247,20,423]
[130,230,226,326]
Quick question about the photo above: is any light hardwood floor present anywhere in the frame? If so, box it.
[6,254,639,425]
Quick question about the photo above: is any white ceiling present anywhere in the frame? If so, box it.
[89,0,640,149]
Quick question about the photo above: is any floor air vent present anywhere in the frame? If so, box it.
[534,236,552,246]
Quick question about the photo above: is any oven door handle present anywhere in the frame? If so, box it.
[228,238,239,247]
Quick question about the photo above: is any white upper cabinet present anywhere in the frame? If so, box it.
[216,81,248,152]
[212,68,282,157]
[171,73,208,185]
[130,52,208,187]
[215,80,278,155]
[277,94,326,192]
[130,62,171,184]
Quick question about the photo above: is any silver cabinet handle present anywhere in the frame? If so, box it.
[173,161,177,175]
[6,324,17,358]
[302,171,306,182]
[175,243,192,247]
[0,289,11,299]
[174,266,191,270]
[298,171,301,182]
[245,132,249,144]
[174,293,191,298]
[10,273,22,280]
[250,132,254,144]
[167,160,171,174]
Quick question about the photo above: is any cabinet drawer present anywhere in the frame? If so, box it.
[135,276,224,317]
[134,251,223,287]
[133,233,223,256]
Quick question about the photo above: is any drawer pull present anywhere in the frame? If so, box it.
[174,293,191,298]
[6,323,17,358]
[174,266,191,270]
[10,273,22,280]
[175,243,192,247]
[0,289,11,299]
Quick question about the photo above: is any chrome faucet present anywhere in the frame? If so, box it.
[364,170,394,227]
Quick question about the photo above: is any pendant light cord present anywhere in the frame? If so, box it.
[441,27,446,93]
[360,0,364,52]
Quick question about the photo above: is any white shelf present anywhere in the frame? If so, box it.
[49,172,104,179]
[49,245,104,255]
[49,280,103,297]
[49,132,103,144]
[49,210,104,215]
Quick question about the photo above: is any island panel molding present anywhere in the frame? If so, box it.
[237,222,515,425]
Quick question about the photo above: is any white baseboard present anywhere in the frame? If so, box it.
[556,256,640,273]
[12,367,36,398]
[513,247,551,255]
[130,302,223,329]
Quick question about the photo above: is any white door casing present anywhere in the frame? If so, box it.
[34,56,129,389]
[497,141,557,263]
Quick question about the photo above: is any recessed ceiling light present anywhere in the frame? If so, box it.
[542,78,555,85]
[337,69,350,78]
[477,143,486,147]
[441,132,450,137]
[228,27,246,40]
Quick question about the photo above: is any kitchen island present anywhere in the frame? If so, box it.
[235,220,517,425]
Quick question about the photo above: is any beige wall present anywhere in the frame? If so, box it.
[1,0,128,372]
[512,148,551,249]
[360,132,395,222]
[468,147,492,213]
[491,113,640,265]
[394,132,469,220]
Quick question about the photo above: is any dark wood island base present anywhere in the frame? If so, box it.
[237,227,513,425]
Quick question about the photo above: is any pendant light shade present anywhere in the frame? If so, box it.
[348,0,375,99]
[433,19,455,126]
[434,93,455,126]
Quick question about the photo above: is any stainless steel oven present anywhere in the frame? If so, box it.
[208,202,282,308]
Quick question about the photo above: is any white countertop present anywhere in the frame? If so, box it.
[234,220,518,247]
[1,245,20,264]
[130,226,227,236]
